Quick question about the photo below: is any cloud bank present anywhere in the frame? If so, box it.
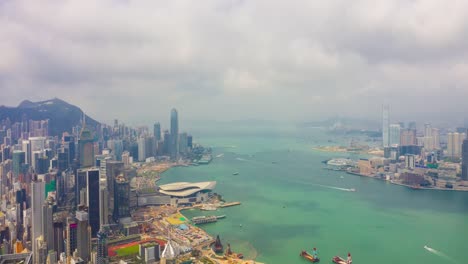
[1,0,468,125]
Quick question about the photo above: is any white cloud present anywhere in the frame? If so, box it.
[1,0,468,125]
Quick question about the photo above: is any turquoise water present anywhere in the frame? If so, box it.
[160,126,468,264]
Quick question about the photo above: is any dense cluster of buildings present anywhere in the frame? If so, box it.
[366,105,468,187]
[0,108,212,263]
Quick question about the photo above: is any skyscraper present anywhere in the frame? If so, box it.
[113,176,130,221]
[462,139,468,180]
[78,116,95,168]
[382,105,389,147]
[447,132,466,158]
[389,124,401,146]
[170,109,179,160]
[12,151,25,179]
[400,129,416,146]
[31,180,46,262]
[137,137,146,162]
[154,123,161,141]
[76,211,91,262]
[86,168,100,237]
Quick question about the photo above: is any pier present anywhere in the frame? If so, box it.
[220,202,241,208]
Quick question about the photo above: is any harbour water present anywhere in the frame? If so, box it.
[159,125,468,264]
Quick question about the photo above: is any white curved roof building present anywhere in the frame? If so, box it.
[158,181,216,198]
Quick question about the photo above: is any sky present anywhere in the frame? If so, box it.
[1,0,468,126]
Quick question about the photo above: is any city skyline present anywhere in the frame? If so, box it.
[1,1,468,124]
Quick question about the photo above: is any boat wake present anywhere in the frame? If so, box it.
[424,245,459,263]
[314,184,356,192]
[236,157,248,161]
[216,153,225,158]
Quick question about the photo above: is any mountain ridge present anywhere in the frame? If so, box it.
[0,98,101,136]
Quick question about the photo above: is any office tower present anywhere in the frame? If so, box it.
[12,151,25,178]
[30,137,46,152]
[75,169,87,207]
[107,139,123,161]
[113,176,130,221]
[447,132,466,158]
[400,129,416,146]
[66,217,77,258]
[76,211,91,262]
[57,150,69,172]
[154,123,161,141]
[170,109,179,160]
[137,137,146,162]
[53,222,64,255]
[462,139,468,180]
[187,135,193,149]
[382,105,390,147]
[31,181,46,262]
[99,179,108,228]
[106,161,123,216]
[22,140,31,165]
[432,128,440,149]
[121,151,130,167]
[78,118,95,168]
[179,133,188,155]
[389,124,401,146]
[163,130,170,155]
[145,137,155,158]
[86,168,100,237]
[96,230,108,264]
[42,202,54,251]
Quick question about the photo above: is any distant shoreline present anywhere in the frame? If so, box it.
[346,171,468,192]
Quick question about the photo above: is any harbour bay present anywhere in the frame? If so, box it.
[159,126,468,264]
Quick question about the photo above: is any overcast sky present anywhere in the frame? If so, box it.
[1,0,468,126]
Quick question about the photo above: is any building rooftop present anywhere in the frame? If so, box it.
[158,181,216,197]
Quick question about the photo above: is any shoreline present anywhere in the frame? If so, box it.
[160,162,261,264]
[346,171,468,192]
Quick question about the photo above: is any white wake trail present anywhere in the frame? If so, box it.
[424,245,459,264]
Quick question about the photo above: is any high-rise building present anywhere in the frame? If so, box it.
[99,179,108,228]
[78,119,95,168]
[22,140,31,165]
[462,139,468,180]
[400,129,416,146]
[106,161,124,217]
[154,123,161,141]
[121,151,130,167]
[31,180,45,261]
[113,176,130,221]
[170,109,179,160]
[96,230,108,264]
[447,132,466,158]
[12,151,26,179]
[137,137,146,162]
[179,132,188,155]
[86,168,100,237]
[163,130,170,155]
[42,203,54,252]
[389,124,401,146]
[66,217,77,258]
[76,211,91,262]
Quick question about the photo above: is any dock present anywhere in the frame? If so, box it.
[220,202,241,208]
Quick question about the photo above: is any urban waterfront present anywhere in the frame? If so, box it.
[160,126,468,264]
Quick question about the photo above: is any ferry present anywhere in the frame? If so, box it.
[300,251,320,262]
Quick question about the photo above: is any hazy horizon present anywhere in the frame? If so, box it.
[1,1,468,126]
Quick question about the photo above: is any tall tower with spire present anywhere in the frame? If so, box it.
[78,111,95,168]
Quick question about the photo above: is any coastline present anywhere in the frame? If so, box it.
[346,171,468,192]
[158,162,261,264]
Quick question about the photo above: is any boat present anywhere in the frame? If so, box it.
[300,251,320,262]
[332,256,351,264]
[349,188,356,192]
[232,172,239,175]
